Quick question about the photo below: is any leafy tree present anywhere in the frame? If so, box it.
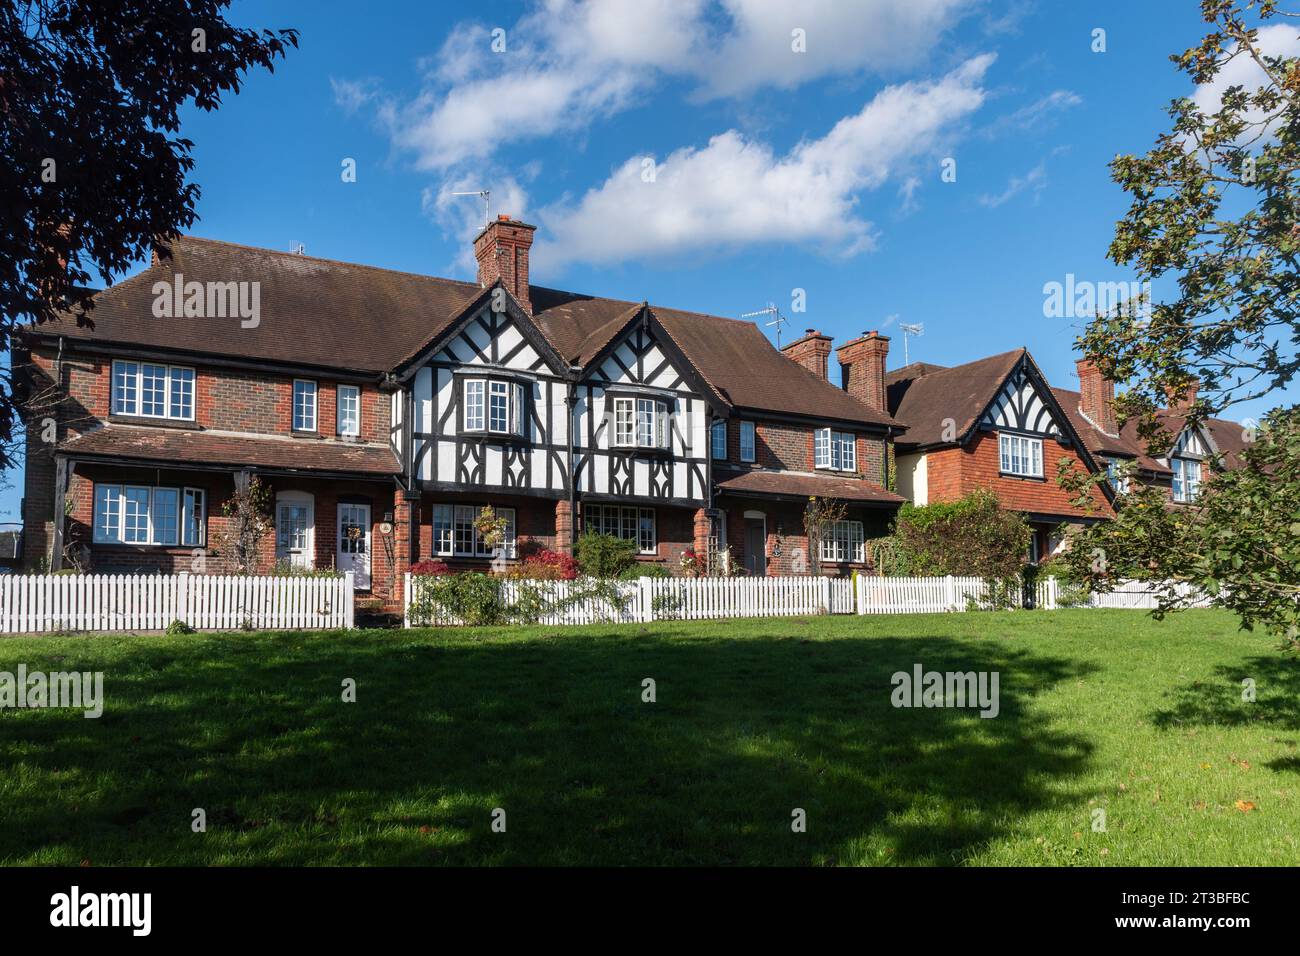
[1,0,298,467]
[1068,1,1300,644]
[216,475,271,573]
[891,490,1031,580]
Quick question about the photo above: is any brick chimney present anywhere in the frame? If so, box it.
[1076,359,1118,436]
[781,329,833,380]
[1163,380,1200,414]
[836,331,890,414]
[474,215,536,313]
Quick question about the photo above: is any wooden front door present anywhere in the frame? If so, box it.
[744,519,767,576]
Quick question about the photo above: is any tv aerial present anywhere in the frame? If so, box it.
[742,302,789,347]
[899,322,924,365]
[450,189,491,228]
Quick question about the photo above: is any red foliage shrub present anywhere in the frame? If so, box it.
[510,548,579,581]
[410,559,452,576]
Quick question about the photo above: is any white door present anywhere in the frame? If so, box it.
[337,503,371,589]
[275,492,314,569]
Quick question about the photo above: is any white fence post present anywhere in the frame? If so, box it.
[639,577,654,622]
[819,576,831,615]
[176,572,190,627]
[944,575,957,611]
[343,572,355,629]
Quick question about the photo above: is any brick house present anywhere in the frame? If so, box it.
[15,219,908,605]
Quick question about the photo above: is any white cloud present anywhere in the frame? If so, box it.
[533,55,993,268]
[349,0,972,171]
[424,174,534,274]
[983,89,1081,136]
[977,159,1046,208]
[1190,23,1300,136]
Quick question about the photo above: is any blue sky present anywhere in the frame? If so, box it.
[4,0,1296,520]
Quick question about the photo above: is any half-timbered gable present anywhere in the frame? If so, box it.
[404,296,570,498]
[573,319,710,507]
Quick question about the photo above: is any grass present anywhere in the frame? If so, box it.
[0,609,1297,866]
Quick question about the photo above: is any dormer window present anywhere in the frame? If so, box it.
[612,396,669,450]
[814,428,856,471]
[463,377,526,436]
[1172,457,1201,502]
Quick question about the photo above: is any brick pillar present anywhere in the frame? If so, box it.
[555,499,574,554]
[693,508,711,563]
[393,489,419,607]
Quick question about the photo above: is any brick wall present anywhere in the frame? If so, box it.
[719,415,890,484]
[721,500,891,577]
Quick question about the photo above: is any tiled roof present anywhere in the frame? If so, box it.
[715,468,904,504]
[885,349,1025,448]
[32,237,898,427]
[59,424,400,475]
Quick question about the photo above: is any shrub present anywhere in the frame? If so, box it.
[574,532,638,579]
[619,562,671,580]
[409,571,506,626]
[270,561,343,578]
[893,490,1031,580]
[410,559,452,577]
[509,549,578,580]
[165,619,195,635]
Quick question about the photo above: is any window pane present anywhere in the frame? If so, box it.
[113,362,138,415]
[815,428,829,468]
[712,421,727,459]
[465,380,485,431]
[337,385,360,436]
[740,422,755,461]
[122,487,151,544]
[140,364,167,416]
[489,381,508,432]
[638,509,655,554]
[95,485,121,543]
[636,399,655,447]
[294,380,317,431]
[621,506,638,541]
[182,488,205,546]
[840,433,856,471]
[453,505,475,555]
[152,488,179,545]
[512,383,525,436]
[614,399,633,446]
[432,504,453,555]
[500,508,517,558]
[169,367,195,420]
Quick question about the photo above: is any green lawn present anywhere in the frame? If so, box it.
[0,609,1297,866]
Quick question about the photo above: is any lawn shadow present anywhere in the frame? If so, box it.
[0,623,1100,865]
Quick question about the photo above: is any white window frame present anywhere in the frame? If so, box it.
[433,504,517,558]
[740,421,756,462]
[1172,457,1202,502]
[612,396,669,450]
[586,504,656,555]
[998,434,1043,478]
[819,520,866,564]
[182,487,206,547]
[815,428,856,471]
[463,378,525,436]
[337,384,360,437]
[111,360,195,421]
[1106,458,1131,494]
[711,420,727,460]
[293,379,318,432]
[93,483,200,547]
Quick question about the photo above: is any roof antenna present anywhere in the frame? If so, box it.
[289,241,305,255]
[741,302,788,347]
[450,189,491,228]
[900,322,924,365]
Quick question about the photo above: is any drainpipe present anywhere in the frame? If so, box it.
[565,379,577,548]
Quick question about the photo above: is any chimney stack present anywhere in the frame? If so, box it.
[836,330,890,414]
[1163,380,1200,414]
[781,329,833,380]
[1076,359,1118,436]
[474,214,536,313]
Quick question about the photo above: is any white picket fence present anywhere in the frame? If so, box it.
[0,572,355,634]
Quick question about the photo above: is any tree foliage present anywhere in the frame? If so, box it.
[1,0,297,467]
[892,490,1031,580]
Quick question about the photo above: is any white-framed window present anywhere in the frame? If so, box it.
[1106,458,1131,494]
[293,379,317,432]
[711,420,727,460]
[820,520,866,564]
[337,385,360,437]
[612,397,669,449]
[814,428,856,471]
[430,504,517,557]
[93,484,203,547]
[740,421,756,462]
[111,360,195,420]
[998,434,1043,477]
[462,378,526,436]
[585,504,656,555]
[1172,457,1202,502]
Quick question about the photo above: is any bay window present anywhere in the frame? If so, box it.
[1172,457,1201,502]
[814,428,856,471]
[611,396,669,450]
[820,520,866,563]
[111,360,195,420]
[999,434,1043,478]
[94,484,206,547]
[585,504,656,554]
[462,377,526,436]
[429,503,517,557]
